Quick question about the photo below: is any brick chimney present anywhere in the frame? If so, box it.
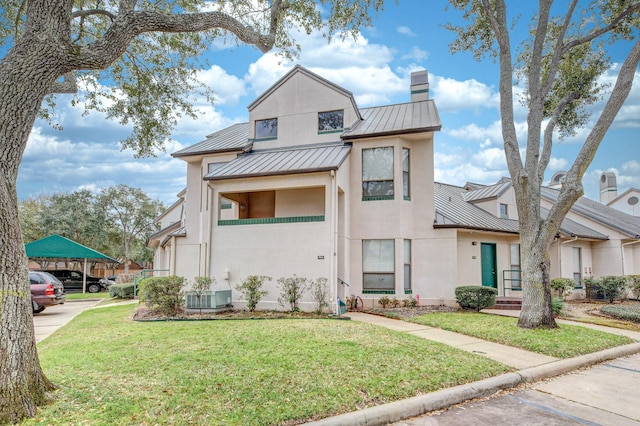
[411,70,429,101]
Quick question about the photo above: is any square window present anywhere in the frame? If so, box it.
[255,118,277,139]
[362,147,394,199]
[318,110,344,132]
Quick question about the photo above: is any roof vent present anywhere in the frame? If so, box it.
[599,171,617,205]
[411,70,429,102]
[549,171,566,189]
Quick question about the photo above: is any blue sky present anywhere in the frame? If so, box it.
[17,0,640,206]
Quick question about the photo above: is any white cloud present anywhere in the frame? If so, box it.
[430,75,499,113]
[401,46,428,62]
[397,26,416,36]
[473,147,507,170]
[548,157,569,171]
[197,65,247,106]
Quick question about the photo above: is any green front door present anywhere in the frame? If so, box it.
[481,243,497,288]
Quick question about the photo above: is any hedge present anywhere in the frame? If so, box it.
[455,286,497,311]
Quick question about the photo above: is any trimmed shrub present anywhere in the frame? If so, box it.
[109,282,135,299]
[138,276,185,317]
[455,286,497,311]
[550,278,574,298]
[600,304,640,323]
[599,276,627,303]
[235,275,270,312]
[277,275,307,312]
[191,276,214,313]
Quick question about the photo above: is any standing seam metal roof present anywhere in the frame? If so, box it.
[172,122,250,157]
[204,143,352,180]
[342,100,441,139]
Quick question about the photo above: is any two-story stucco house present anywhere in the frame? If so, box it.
[148,65,640,311]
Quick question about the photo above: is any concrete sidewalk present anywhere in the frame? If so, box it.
[306,311,640,426]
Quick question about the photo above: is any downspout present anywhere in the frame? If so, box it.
[330,169,338,314]
[621,238,640,276]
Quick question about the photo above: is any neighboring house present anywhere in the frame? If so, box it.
[148,65,640,310]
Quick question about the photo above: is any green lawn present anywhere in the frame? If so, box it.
[407,312,633,358]
[27,305,510,425]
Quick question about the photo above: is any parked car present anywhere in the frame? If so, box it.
[42,269,106,293]
[29,271,66,312]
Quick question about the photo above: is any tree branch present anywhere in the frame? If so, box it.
[548,36,640,228]
[538,92,579,177]
[72,9,117,21]
[67,2,289,70]
[562,2,640,54]
[540,0,578,98]
[46,72,77,94]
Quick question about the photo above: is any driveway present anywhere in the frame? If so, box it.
[33,299,102,342]
[394,353,640,425]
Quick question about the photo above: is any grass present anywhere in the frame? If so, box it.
[407,312,633,358]
[64,292,109,300]
[26,305,510,425]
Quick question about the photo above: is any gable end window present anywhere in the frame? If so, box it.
[362,147,394,200]
[255,118,277,139]
[499,203,508,219]
[318,110,344,133]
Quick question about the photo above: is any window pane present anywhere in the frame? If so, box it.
[363,239,395,272]
[362,147,393,180]
[255,118,277,138]
[363,181,394,197]
[363,273,395,290]
[404,239,411,264]
[404,265,411,290]
[510,244,520,266]
[402,149,410,198]
[318,110,344,131]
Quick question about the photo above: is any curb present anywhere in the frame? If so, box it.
[304,342,640,426]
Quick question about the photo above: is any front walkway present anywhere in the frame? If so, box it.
[348,310,640,369]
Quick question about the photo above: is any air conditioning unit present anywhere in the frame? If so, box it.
[185,290,232,309]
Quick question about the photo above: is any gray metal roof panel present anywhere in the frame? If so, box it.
[463,181,512,202]
[342,100,441,139]
[204,143,352,181]
[540,208,608,240]
[434,183,520,233]
[541,187,640,238]
[172,123,250,157]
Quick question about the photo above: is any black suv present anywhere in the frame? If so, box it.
[43,269,106,293]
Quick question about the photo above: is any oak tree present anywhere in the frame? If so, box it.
[0,0,386,422]
[447,0,640,328]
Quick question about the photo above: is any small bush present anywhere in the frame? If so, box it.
[627,275,640,300]
[402,295,418,307]
[550,278,574,298]
[551,297,564,316]
[109,282,135,299]
[582,276,602,300]
[277,275,308,312]
[378,295,391,308]
[599,276,627,303]
[236,275,270,312]
[600,304,640,323]
[309,277,329,314]
[385,312,400,319]
[455,286,497,311]
[138,276,185,317]
[389,297,400,308]
[191,276,214,313]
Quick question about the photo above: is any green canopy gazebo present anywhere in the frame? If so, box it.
[25,234,118,292]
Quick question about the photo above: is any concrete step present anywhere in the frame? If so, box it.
[492,297,522,310]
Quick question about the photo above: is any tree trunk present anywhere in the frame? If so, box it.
[0,2,71,420]
[517,226,558,329]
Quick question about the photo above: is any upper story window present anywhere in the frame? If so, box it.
[499,203,508,219]
[402,148,410,200]
[362,147,394,200]
[255,118,278,139]
[318,110,344,132]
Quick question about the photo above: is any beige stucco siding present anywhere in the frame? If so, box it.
[249,72,360,149]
